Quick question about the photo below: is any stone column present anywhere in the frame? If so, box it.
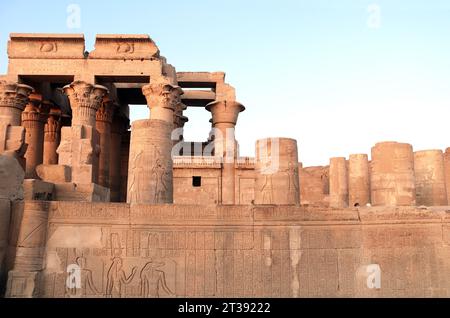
[95,97,115,188]
[0,81,33,126]
[22,93,47,179]
[60,81,108,184]
[43,105,61,165]
[414,150,447,206]
[444,148,450,205]
[127,80,179,204]
[370,141,416,206]
[348,154,370,207]
[109,113,129,202]
[120,131,130,203]
[329,157,349,208]
[254,138,300,205]
[206,100,245,204]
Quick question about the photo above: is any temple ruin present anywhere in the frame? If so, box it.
[1,33,450,298]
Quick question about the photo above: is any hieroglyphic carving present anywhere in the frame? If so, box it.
[105,257,137,298]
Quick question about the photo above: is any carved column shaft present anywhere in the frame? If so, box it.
[120,131,130,203]
[348,154,370,207]
[126,120,173,204]
[329,157,349,208]
[43,107,61,165]
[370,141,415,206]
[109,113,129,202]
[95,97,114,188]
[254,138,300,205]
[22,94,47,179]
[127,80,180,203]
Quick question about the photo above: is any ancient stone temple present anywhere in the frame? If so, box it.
[1,33,450,298]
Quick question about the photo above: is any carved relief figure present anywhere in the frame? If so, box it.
[66,256,100,297]
[261,174,273,204]
[128,150,143,202]
[287,160,299,202]
[139,260,174,298]
[151,148,167,202]
[105,257,137,298]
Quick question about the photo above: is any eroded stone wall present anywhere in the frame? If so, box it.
[5,201,450,298]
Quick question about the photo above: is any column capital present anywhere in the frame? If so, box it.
[44,106,62,142]
[63,81,108,126]
[142,79,183,122]
[21,93,47,124]
[0,81,33,111]
[206,100,245,127]
[0,81,33,126]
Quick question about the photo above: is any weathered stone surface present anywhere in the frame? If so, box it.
[299,166,329,206]
[443,148,450,205]
[0,154,25,201]
[89,34,159,60]
[23,179,54,201]
[127,120,172,204]
[254,138,300,205]
[329,157,348,208]
[371,142,416,206]
[57,125,100,184]
[53,183,109,202]
[36,164,71,183]
[8,33,85,59]
[3,202,450,298]
[348,154,370,207]
[414,150,447,206]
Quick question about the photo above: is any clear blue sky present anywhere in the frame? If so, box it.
[1,0,449,166]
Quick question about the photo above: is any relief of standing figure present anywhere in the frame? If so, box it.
[140,259,174,298]
[105,257,137,298]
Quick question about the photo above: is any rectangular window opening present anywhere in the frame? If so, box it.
[192,176,201,187]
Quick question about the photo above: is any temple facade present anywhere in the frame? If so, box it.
[1,34,450,298]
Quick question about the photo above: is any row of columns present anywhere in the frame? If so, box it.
[60,81,130,201]
[0,80,131,202]
[329,141,450,208]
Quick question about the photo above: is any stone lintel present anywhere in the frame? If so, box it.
[89,34,160,60]
[8,33,85,59]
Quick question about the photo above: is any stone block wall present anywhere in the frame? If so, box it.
[5,201,450,298]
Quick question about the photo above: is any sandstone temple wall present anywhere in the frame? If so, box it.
[2,33,450,299]
[4,201,450,298]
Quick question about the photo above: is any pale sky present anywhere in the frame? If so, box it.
[0,0,449,166]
